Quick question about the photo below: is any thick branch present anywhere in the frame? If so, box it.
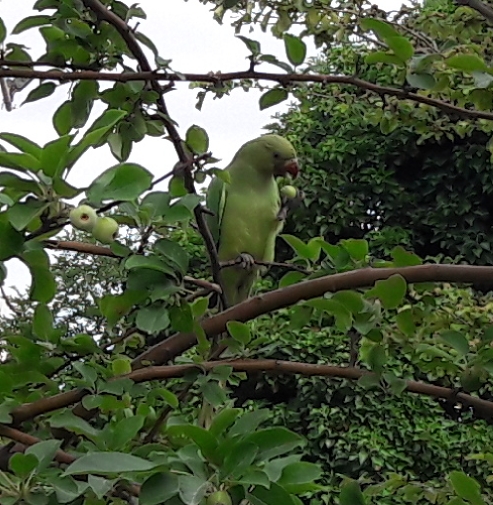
[1,67,492,121]
[132,264,493,367]
[456,0,493,23]
[10,358,493,424]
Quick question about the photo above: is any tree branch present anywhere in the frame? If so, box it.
[456,0,493,23]
[10,358,493,425]
[132,264,493,367]
[43,239,221,292]
[1,67,492,121]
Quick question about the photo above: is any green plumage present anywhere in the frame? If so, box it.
[206,134,299,306]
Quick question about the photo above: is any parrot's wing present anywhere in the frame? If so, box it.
[205,174,227,248]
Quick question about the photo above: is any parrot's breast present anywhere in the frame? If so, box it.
[218,184,281,262]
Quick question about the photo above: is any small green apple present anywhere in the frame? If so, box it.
[207,491,232,505]
[92,216,119,244]
[280,184,297,199]
[69,205,98,232]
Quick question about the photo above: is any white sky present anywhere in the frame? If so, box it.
[0,0,398,315]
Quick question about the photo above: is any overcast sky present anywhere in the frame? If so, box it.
[0,0,399,315]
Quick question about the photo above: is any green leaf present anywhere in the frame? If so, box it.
[22,249,56,303]
[87,163,153,204]
[341,239,368,261]
[7,199,48,231]
[366,344,387,373]
[360,18,399,40]
[248,482,295,505]
[259,88,288,110]
[396,309,415,336]
[208,408,242,438]
[53,101,73,135]
[340,480,366,505]
[185,125,209,154]
[221,441,258,478]
[0,212,24,260]
[237,35,261,55]
[40,134,73,177]
[9,453,39,478]
[226,321,251,344]
[281,234,317,260]
[365,51,404,67]
[440,330,470,357]
[283,34,306,66]
[244,428,304,460]
[136,305,170,334]
[50,411,99,440]
[154,238,189,274]
[0,133,42,158]
[25,440,61,473]
[279,462,322,486]
[386,36,414,61]
[67,110,127,169]
[0,152,41,172]
[229,409,271,437]
[140,473,180,505]
[391,246,422,266]
[472,71,493,89]
[0,17,6,44]
[65,452,158,475]
[366,274,407,309]
[111,357,132,375]
[32,303,54,341]
[406,72,436,90]
[22,82,57,104]
[125,255,175,276]
[178,475,209,505]
[110,415,145,450]
[446,54,488,73]
[12,15,51,34]
[449,471,485,504]
[166,425,218,461]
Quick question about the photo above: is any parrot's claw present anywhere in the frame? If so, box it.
[237,253,256,271]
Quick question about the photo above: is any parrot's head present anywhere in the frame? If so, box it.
[242,134,300,179]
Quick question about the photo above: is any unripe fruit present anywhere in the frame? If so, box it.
[207,491,232,505]
[92,217,119,244]
[69,205,98,232]
[280,184,297,199]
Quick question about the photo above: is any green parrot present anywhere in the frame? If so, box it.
[206,134,299,307]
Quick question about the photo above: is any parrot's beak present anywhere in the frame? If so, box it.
[282,158,300,179]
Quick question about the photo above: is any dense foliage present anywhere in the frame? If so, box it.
[1,0,493,504]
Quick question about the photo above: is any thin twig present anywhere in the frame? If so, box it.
[0,67,492,121]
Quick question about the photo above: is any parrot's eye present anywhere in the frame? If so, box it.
[273,152,280,159]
